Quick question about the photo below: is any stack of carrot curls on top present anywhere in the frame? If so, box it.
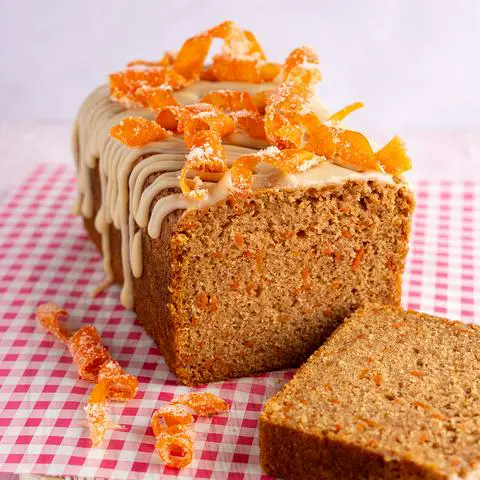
[108,20,411,201]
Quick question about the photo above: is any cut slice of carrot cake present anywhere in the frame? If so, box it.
[260,303,480,479]
[72,21,414,385]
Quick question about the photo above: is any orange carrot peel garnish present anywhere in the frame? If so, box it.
[35,303,70,343]
[179,130,227,200]
[329,102,364,123]
[109,67,189,107]
[36,303,138,447]
[110,116,171,147]
[68,325,112,382]
[265,59,411,175]
[109,21,279,108]
[84,381,111,447]
[183,111,236,142]
[172,392,229,416]
[231,147,320,190]
[152,392,228,469]
[97,360,139,402]
[156,103,217,133]
[282,45,320,80]
[134,85,179,111]
[108,22,411,197]
[200,90,266,139]
[375,135,412,175]
[200,90,258,113]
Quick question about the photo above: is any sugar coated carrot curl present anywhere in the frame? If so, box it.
[151,404,194,437]
[151,392,228,468]
[172,391,229,416]
[36,303,70,343]
[110,117,171,147]
[84,380,111,447]
[155,428,195,469]
[36,304,139,448]
[97,360,138,402]
[68,325,111,382]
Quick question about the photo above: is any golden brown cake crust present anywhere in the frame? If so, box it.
[83,161,414,385]
[260,304,480,479]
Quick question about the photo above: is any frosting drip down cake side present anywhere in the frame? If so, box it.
[72,21,415,384]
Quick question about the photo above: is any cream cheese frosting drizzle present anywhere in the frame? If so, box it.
[72,81,397,309]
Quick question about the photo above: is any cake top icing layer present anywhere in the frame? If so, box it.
[72,21,413,308]
[105,20,412,204]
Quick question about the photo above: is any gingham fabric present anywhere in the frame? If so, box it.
[0,164,478,479]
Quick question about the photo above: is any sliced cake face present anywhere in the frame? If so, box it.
[260,304,480,480]
[169,183,413,384]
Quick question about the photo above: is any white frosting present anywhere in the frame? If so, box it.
[72,80,400,309]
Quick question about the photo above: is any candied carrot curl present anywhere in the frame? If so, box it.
[200,90,258,113]
[283,45,320,80]
[234,112,266,139]
[85,381,111,447]
[68,325,111,382]
[156,103,217,133]
[330,102,364,123]
[199,90,266,138]
[110,116,171,147]
[109,67,189,107]
[97,360,138,402]
[208,56,281,83]
[83,360,138,447]
[206,21,280,83]
[184,111,236,143]
[36,304,138,447]
[36,303,70,343]
[375,135,412,175]
[208,21,257,58]
[155,429,195,469]
[151,392,228,469]
[265,62,321,149]
[231,147,320,190]
[173,33,213,80]
[179,130,227,200]
[134,85,179,110]
[152,405,194,437]
[172,392,229,416]
[84,365,138,447]
[230,154,259,190]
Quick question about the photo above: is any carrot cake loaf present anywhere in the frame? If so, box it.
[260,304,480,479]
[72,21,415,385]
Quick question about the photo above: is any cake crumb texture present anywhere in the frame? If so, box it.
[84,160,413,385]
[260,303,480,479]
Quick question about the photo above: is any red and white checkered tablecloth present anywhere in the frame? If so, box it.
[0,164,478,479]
